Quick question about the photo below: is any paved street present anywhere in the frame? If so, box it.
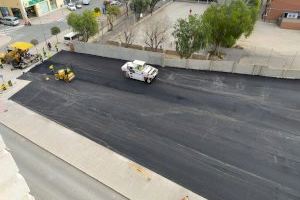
[11,51,300,200]
[0,123,127,200]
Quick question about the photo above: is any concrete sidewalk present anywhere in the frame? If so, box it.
[0,134,34,200]
[0,35,11,47]
[0,95,206,200]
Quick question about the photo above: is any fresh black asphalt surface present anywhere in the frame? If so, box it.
[12,51,300,200]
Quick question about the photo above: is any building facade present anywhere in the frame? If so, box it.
[0,0,64,19]
[263,0,300,30]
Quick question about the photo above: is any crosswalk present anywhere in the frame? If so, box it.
[0,25,24,35]
[57,18,66,22]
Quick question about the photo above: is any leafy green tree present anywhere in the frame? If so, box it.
[201,0,257,56]
[94,7,101,13]
[149,0,160,15]
[172,15,207,59]
[50,26,61,43]
[130,0,149,19]
[244,0,261,27]
[107,5,121,31]
[244,0,261,8]
[67,10,99,42]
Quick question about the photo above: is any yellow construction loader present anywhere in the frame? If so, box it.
[0,42,42,69]
[49,65,76,82]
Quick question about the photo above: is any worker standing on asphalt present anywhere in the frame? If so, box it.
[42,47,47,58]
[47,42,52,51]
[55,44,58,52]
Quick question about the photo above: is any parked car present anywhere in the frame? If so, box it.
[67,3,77,11]
[63,32,80,45]
[110,0,122,6]
[121,60,158,84]
[0,16,19,26]
[75,2,82,8]
[82,0,90,5]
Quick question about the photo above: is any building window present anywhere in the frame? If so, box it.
[25,6,37,18]
[11,8,23,19]
[284,12,299,19]
[26,0,45,7]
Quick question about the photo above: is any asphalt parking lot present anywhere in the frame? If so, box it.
[12,51,300,200]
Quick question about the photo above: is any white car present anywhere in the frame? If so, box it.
[67,3,77,11]
[110,0,122,6]
[76,3,82,8]
[82,0,90,5]
[121,60,158,84]
[0,16,19,26]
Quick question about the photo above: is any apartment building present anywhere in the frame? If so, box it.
[0,0,64,19]
[263,0,300,30]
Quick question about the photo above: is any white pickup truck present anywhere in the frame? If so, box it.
[121,60,158,84]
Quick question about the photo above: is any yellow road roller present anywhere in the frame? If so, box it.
[49,65,75,82]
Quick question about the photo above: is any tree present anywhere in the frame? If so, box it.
[172,15,207,59]
[94,7,101,13]
[144,19,169,51]
[51,26,61,43]
[107,5,121,31]
[244,0,261,8]
[201,0,257,56]
[149,0,160,15]
[67,10,99,42]
[244,0,261,29]
[130,0,149,20]
[30,39,39,54]
[124,0,130,16]
[118,23,135,46]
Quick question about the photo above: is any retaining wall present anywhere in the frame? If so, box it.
[73,43,300,79]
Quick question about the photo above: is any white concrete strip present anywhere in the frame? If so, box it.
[0,80,31,100]
[0,25,24,34]
[57,18,65,22]
[0,135,35,200]
[0,100,206,200]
